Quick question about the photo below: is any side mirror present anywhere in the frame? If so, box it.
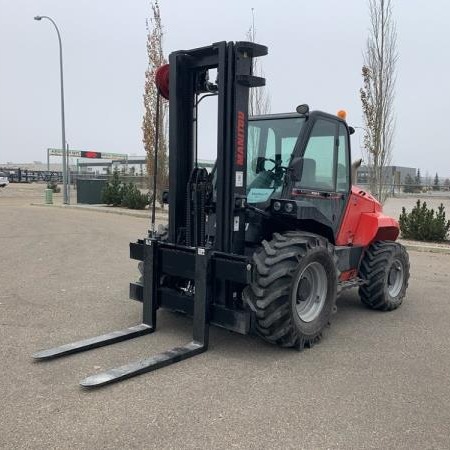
[162,190,169,204]
[351,158,362,185]
[290,157,304,182]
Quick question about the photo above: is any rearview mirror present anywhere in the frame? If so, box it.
[351,158,362,185]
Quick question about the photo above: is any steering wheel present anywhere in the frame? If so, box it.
[259,157,288,172]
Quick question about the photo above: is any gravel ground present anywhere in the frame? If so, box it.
[1,183,450,449]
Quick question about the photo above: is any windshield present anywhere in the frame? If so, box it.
[246,116,304,203]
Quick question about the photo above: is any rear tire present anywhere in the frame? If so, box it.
[358,241,410,311]
[243,232,338,349]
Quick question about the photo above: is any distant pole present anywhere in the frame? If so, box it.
[66,142,71,203]
[34,15,68,204]
[251,8,255,41]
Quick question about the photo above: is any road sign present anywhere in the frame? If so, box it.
[81,151,102,159]
[48,148,126,160]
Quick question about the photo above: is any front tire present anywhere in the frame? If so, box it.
[243,232,338,350]
[358,241,410,311]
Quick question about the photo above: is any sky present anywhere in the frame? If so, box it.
[0,0,449,177]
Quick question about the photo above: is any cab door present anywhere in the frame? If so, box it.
[290,115,351,237]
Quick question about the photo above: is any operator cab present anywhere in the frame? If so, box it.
[246,111,351,203]
[245,110,352,243]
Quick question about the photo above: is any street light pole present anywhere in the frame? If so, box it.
[34,15,68,204]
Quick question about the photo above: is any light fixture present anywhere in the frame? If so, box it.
[296,104,309,116]
[284,202,294,213]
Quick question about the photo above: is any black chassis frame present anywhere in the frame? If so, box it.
[33,41,267,387]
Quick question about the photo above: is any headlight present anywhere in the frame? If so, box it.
[273,201,281,211]
[284,202,294,213]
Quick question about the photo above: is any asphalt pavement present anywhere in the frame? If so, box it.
[1,184,450,449]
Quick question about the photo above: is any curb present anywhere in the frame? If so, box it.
[400,243,450,255]
[30,203,168,220]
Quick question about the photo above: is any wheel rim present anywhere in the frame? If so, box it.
[387,257,404,297]
[293,262,328,323]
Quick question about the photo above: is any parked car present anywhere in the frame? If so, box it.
[0,172,9,187]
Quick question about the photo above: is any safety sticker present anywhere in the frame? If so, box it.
[235,171,243,187]
[233,216,240,231]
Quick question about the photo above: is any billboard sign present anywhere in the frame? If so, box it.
[48,148,126,160]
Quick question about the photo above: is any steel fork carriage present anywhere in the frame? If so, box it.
[33,238,252,387]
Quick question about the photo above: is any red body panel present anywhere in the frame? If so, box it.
[336,186,399,246]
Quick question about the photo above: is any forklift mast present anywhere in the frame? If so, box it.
[168,41,267,254]
[32,42,270,387]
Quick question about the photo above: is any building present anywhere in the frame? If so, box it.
[356,165,416,187]
[77,159,146,176]
[77,158,215,175]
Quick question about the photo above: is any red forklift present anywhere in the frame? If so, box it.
[34,41,409,387]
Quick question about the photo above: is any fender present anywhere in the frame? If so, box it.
[354,212,399,245]
[336,186,399,246]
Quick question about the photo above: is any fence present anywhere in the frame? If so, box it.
[1,168,63,183]
[357,183,450,198]
[73,173,151,190]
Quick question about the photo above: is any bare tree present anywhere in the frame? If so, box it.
[142,0,168,201]
[246,8,270,117]
[360,0,398,202]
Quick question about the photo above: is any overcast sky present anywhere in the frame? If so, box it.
[0,0,449,177]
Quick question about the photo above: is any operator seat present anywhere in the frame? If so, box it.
[298,158,316,187]
[337,163,348,192]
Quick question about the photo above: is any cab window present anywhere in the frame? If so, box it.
[337,123,350,192]
[246,117,304,203]
[297,119,337,191]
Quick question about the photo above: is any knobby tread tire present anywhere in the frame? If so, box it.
[358,240,410,311]
[243,231,339,350]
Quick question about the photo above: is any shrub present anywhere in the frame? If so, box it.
[102,169,122,206]
[121,183,148,209]
[102,170,148,209]
[399,200,450,242]
[119,182,132,207]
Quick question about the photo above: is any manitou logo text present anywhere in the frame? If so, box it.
[236,111,245,167]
